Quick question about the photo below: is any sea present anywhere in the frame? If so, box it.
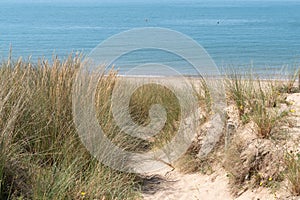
[0,0,300,76]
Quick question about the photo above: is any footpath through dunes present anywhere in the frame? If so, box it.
[142,92,300,200]
[141,167,280,200]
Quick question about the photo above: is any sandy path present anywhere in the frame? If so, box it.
[142,168,231,200]
[141,167,277,200]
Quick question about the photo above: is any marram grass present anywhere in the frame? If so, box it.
[0,56,140,200]
[0,55,203,199]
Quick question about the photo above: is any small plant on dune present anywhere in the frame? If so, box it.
[225,72,253,124]
[192,77,213,122]
[223,137,247,192]
[175,154,213,174]
[248,81,288,138]
[285,152,300,196]
[277,66,300,94]
[226,71,288,138]
[224,134,285,195]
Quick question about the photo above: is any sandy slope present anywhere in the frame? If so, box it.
[142,93,300,200]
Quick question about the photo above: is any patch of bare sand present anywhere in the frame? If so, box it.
[142,167,281,200]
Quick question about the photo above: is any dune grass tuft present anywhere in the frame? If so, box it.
[285,152,300,196]
[225,71,289,138]
[0,55,140,199]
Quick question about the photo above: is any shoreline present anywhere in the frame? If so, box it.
[114,73,300,82]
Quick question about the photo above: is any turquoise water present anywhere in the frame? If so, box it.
[0,1,300,75]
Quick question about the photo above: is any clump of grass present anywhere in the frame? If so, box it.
[129,83,181,148]
[225,72,251,121]
[285,152,300,196]
[225,71,288,138]
[95,77,184,153]
[0,55,140,199]
[191,77,214,124]
[0,59,32,199]
[277,66,300,93]
[175,153,215,175]
[248,81,288,138]
[224,134,285,196]
[223,136,247,191]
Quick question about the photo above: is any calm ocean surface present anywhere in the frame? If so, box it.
[0,1,300,75]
